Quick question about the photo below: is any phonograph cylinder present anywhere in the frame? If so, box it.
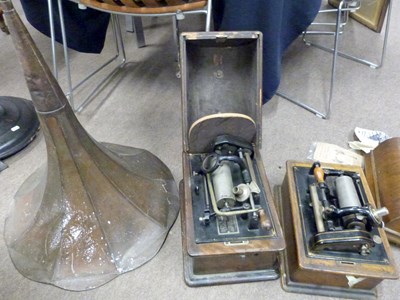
[0,0,179,291]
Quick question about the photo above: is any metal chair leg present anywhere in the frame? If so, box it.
[50,0,213,112]
[304,0,392,69]
[277,0,391,119]
[132,17,146,48]
[277,1,346,119]
[47,0,58,78]
[57,0,74,109]
[205,0,212,31]
[52,1,126,112]
[126,16,146,48]
[75,15,127,113]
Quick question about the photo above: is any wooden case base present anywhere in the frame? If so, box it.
[182,245,279,286]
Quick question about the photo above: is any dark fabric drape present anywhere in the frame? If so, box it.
[20,0,110,53]
[213,0,322,103]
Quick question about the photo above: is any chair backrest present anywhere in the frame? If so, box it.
[80,0,208,14]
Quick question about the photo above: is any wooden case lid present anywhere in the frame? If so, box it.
[364,138,400,237]
[180,31,263,153]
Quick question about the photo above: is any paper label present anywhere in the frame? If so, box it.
[346,275,366,288]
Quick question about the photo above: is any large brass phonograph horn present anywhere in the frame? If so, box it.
[0,0,179,291]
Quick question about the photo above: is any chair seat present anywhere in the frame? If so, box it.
[80,0,208,14]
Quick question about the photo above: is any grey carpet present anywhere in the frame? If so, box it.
[0,1,399,299]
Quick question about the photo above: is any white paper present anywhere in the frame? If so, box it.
[348,141,376,154]
[309,142,364,167]
[346,275,366,288]
[348,127,390,153]
[354,127,390,144]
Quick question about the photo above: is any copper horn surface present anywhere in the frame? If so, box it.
[0,0,179,291]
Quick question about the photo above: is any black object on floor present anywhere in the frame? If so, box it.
[0,160,7,171]
[0,96,40,160]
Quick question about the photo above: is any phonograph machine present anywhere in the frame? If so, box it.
[179,31,285,286]
[278,161,398,298]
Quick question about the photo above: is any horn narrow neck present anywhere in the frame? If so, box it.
[0,0,66,113]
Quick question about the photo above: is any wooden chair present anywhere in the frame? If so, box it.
[81,0,210,16]
[50,0,212,112]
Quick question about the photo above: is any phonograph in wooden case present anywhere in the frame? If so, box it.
[179,31,285,286]
[278,161,398,299]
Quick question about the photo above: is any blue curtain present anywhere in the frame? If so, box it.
[213,0,322,103]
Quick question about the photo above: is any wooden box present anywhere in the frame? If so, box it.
[179,31,285,286]
[278,161,398,298]
[364,138,400,245]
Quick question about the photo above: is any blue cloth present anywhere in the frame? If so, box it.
[213,0,321,103]
[20,0,110,54]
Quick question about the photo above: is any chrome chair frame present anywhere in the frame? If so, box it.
[48,0,212,112]
[277,0,392,120]
[305,0,392,69]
